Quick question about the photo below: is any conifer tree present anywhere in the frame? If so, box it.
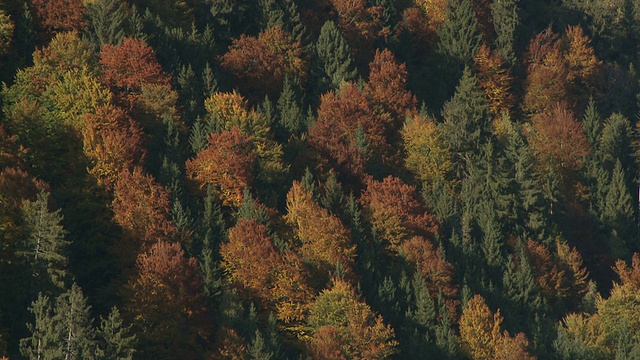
[438,0,481,65]
[96,307,136,360]
[491,0,519,64]
[602,161,635,256]
[315,20,358,91]
[20,191,70,297]
[276,76,304,139]
[20,284,96,360]
[583,98,602,149]
[85,0,126,48]
[442,67,490,178]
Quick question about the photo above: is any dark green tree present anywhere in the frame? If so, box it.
[315,20,358,91]
[491,0,519,64]
[602,161,635,256]
[20,191,69,297]
[96,307,136,360]
[276,76,304,140]
[20,284,96,360]
[438,0,481,65]
[441,67,490,179]
[583,98,602,149]
[85,0,126,48]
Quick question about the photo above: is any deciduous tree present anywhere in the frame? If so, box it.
[185,127,255,207]
[308,279,398,359]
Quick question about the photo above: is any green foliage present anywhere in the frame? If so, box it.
[315,20,358,91]
[491,0,519,64]
[20,284,96,360]
[20,191,69,296]
[85,0,126,48]
[438,0,482,65]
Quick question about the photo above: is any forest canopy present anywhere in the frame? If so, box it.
[1,0,640,359]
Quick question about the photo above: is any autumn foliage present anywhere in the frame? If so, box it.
[100,37,170,106]
[186,127,255,207]
[309,82,388,180]
[112,167,177,247]
[365,48,417,126]
[527,103,590,181]
[31,0,86,35]
[360,176,439,253]
[308,279,398,359]
[82,105,146,188]
[127,241,209,359]
[285,181,356,282]
[220,26,305,99]
[459,295,536,360]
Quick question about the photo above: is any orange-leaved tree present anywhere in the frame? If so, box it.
[360,176,439,253]
[220,26,305,100]
[112,167,177,253]
[473,44,515,121]
[185,127,255,207]
[365,48,417,127]
[308,82,388,181]
[100,37,170,107]
[127,240,209,359]
[82,105,146,188]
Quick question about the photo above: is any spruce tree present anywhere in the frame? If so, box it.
[20,191,70,297]
[85,0,126,48]
[315,20,358,91]
[276,76,304,140]
[20,294,58,360]
[491,0,519,64]
[96,307,136,360]
[441,67,490,179]
[54,284,96,360]
[246,330,274,360]
[21,285,96,360]
[583,98,602,149]
[602,161,635,256]
[258,0,284,30]
[438,0,482,65]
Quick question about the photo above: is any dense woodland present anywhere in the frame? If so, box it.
[2,0,640,359]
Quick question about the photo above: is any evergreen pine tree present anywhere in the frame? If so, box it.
[276,76,304,140]
[97,307,136,360]
[246,330,274,360]
[491,0,519,64]
[315,20,358,91]
[258,0,284,30]
[442,67,490,179]
[502,248,544,333]
[20,294,58,360]
[53,284,96,360]
[603,160,635,256]
[438,0,482,65]
[320,172,344,216]
[583,98,602,149]
[20,191,70,297]
[21,285,97,360]
[85,0,126,48]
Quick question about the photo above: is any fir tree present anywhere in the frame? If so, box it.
[54,284,96,360]
[258,0,284,30]
[583,98,602,149]
[246,330,274,360]
[602,161,635,256]
[20,191,70,297]
[315,20,358,91]
[438,0,482,65]
[21,284,96,360]
[85,0,126,48]
[96,307,136,360]
[441,67,490,179]
[276,76,304,140]
[491,0,519,64]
